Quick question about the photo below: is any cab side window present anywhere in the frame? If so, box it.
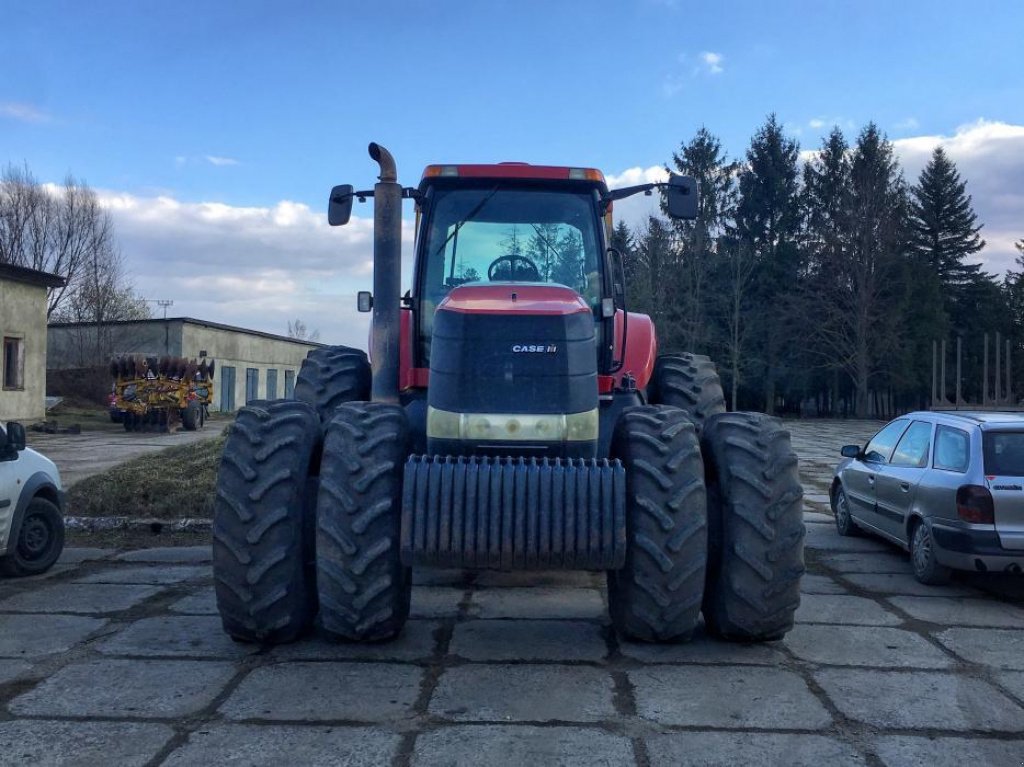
[864,420,910,463]
[933,425,970,473]
[890,420,933,468]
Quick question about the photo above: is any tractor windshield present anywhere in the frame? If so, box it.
[420,186,603,308]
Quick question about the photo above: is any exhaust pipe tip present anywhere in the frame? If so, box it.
[368,142,397,183]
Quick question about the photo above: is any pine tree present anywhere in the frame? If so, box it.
[734,114,803,413]
[909,146,986,333]
[665,127,738,353]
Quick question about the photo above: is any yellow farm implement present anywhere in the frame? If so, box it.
[110,355,215,432]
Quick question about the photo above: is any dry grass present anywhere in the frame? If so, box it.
[66,434,227,520]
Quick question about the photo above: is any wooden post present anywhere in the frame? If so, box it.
[996,331,1002,405]
[983,333,989,406]
[941,339,947,405]
[931,340,937,407]
[956,336,962,408]
[1008,339,1013,407]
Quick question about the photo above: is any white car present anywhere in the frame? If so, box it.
[0,421,65,576]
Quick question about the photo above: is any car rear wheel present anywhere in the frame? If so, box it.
[833,486,863,537]
[910,519,952,586]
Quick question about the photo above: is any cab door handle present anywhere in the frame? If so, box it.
[900,482,910,492]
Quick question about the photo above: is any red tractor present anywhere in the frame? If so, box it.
[212,144,803,645]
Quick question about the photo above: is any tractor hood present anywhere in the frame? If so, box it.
[437,283,592,317]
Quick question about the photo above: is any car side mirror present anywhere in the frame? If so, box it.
[328,184,354,226]
[665,173,698,220]
[840,444,861,459]
[357,291,373,313]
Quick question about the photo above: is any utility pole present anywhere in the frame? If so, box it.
[156,300,174,319]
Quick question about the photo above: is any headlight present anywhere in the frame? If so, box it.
[427,407,599,442]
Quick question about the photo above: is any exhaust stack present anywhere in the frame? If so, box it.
[368,142,401,403]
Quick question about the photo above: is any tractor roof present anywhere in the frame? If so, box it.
[419,162,608,193]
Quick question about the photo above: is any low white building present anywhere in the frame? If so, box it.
[0,264,65,422]
[47,317,322,412]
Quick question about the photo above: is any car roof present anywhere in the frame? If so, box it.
[905,410,1024,429]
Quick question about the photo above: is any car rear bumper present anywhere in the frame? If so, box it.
[931,522,1024,574]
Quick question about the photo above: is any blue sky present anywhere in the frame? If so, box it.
[3,1,1024,346]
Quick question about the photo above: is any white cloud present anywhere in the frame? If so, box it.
[699,51,724,75]
[895,117,920,131]
[0,102,50,123]
[205,155,240,167]
[97,191,415,350]
[808,118,826,129]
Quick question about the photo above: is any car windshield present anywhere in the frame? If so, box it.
[984,431,1024,476]
[420,186,603,308]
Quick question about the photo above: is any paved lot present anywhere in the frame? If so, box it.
[27,426,226,487]
[4,419,1024,766]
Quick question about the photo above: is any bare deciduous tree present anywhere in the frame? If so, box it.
[0,163,116,318]
[287,319,321,342]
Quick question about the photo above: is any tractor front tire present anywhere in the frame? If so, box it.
[608,405,708,643]
[212,399,321,644]
[701,412,804,642]
[648,353,727,436]
[316,402,411,641]
[181,401,200,431]
[294,346,371,421]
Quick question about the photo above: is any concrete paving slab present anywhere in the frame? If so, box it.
[795,593,902,626]
[430,664,615,722]
[76,565,209,585]
[0,659,32,685]
[472,587,606,620]
[473,570,602,588]
[168,585,217,614]
[0,720,175,767]
[872,735,1024,767]
[270,621,439,662]
[0,583,162,614]
[800,574,850,595]
[221,662,423,722]
[803,525,893,552]
[815,669,1024,731]
[630,665,831,729]
[9,658,236,718]
[0,613,106,658]
[617,632,785,665]
[412,568,469,586]
[449,620,606,662]
[410,586,465,618]
[841,572,976,597]
[413,726,633,767]
[814,552,910,574]
[996,670,1024,701]
[162,724,399,766]
[935,627,1024,669]
[646,732,867,767]
[58,547,114,564]
[98,615,257,658]
[785,625,954,668]
[116,546,212,563]
[887,596,1024,628]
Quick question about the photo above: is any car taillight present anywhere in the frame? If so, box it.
[956,485,994,524]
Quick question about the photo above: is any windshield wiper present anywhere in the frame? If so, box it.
[434,185,501,258]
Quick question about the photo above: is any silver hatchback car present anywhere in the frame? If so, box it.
[831,411,1024,585]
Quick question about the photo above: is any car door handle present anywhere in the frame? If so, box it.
[867,475,874,485]
[899,482,910,492]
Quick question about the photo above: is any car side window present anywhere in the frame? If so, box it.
[863,420,911,463]
[933,425,970,473]
[890,420,933,468]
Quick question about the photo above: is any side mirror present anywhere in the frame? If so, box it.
[840,445,861,459]
[328,184,354,226]
[357,291,373,313]
[3,422,26,455]
[665,173,698,220]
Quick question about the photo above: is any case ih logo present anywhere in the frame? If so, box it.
[511,344,558,353]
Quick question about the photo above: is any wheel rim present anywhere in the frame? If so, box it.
[836,490,850,530]
[18,514,52,560]
[912,525,932,574]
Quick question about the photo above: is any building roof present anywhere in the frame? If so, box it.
[47,316,326,347]
[0,263,66,289]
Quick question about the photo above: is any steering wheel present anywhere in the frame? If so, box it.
[487,254,542,282]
